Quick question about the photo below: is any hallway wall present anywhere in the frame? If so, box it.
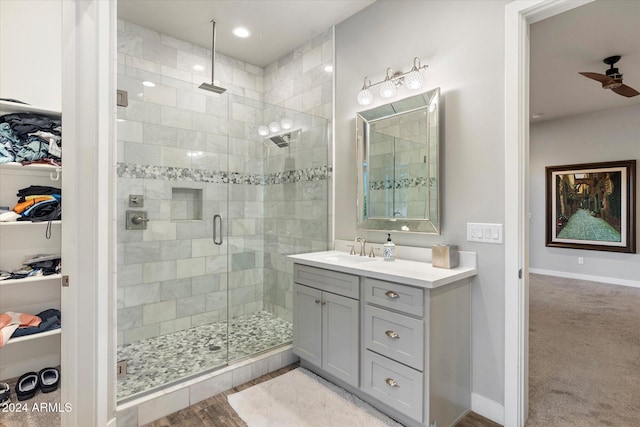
[530,104,640,287]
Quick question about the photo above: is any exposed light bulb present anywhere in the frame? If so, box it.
[280,117,293,130]
[269,121,280,133]
[357,88,373,105]
[258,125,269,136]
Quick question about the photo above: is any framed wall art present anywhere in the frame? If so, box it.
[546,160,636,253]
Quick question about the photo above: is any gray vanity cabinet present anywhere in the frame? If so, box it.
[292,265,360,388]
[290,255,473,427]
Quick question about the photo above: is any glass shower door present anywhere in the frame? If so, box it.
[115,61,232,400]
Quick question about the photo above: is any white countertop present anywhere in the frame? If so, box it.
[288,250,477,289]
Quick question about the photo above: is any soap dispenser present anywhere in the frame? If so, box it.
[383,233,395,262]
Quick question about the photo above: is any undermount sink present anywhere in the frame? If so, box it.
[318,253,378,263]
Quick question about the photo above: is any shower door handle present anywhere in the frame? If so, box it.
[213,214,223,245]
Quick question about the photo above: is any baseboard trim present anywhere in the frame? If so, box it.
[529,268,640,289]
[471,392,504,425]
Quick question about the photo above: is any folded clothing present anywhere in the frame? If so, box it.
[0,255,61,280]
[0,312,42,347]
[11,309,61,339]
[0,113,61,139]
[10,186,62,223]
[17,185,61,200]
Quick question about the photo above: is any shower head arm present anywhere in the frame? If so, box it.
[209,19,217,85]
[199,19,226,94]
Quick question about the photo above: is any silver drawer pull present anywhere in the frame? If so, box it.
[385,330,399,339]
[384,291,399,299]
[385,378,399,388]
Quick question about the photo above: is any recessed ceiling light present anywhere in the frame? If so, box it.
[324,65,333,73]
[232,27,251,38]
[193,64,204,71]
[142,81,156,87]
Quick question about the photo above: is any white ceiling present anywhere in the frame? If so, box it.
[531,0,640,122]
[117,0,374,67]
[117,0,640,122]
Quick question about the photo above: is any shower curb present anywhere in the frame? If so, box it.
[115,345,298,427]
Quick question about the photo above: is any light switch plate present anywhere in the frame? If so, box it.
[467,223,503,244]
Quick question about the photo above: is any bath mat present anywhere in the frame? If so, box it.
[227,368,402,427]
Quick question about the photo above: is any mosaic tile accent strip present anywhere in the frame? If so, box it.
[117,162,327,185]
[116,311,292,400]
[369,176,435,190]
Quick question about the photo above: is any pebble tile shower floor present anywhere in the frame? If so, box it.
[117,311,292,399]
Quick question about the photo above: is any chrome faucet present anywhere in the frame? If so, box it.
[356,237,367,256]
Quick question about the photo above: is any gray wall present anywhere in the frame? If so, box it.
[530,104,640,284]
[336,0,508,407]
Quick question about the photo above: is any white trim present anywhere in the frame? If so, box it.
[61,1,115,426]
[504,1,594,426]
[472,392,505,426]
[529,268,640,289]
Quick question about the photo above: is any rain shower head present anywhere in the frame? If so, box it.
[200,19,227,94]
[267,129,301,148]
[199,82,227,94]
[269,134,291,148]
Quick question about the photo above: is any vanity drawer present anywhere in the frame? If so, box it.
[365,305,424,370]
[364,278,423,316]
[294,264,359,299]
[363,350,423,422]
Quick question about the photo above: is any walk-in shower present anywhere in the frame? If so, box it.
[116,19,330,401]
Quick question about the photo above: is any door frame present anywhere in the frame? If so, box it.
[503,1,593,426]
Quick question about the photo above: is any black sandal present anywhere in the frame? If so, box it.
[0,381,10,408]
[16,372,39,401]
[39,367,60,393]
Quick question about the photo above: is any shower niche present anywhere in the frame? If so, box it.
[171,187,203,221]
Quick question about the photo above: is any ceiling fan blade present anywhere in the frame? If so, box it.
[579,72,612,84]
[611,84,640,98]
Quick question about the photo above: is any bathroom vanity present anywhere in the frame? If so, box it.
[289,250,477,427]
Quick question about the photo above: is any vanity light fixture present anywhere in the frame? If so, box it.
[357,57,428,105]
[257,117,294,137]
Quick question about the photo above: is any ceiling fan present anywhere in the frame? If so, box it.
[579,55,639,98]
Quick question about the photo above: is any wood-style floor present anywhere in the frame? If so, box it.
[143,363,501,427]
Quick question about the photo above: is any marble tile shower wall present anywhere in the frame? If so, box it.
[262,29,333,322]
[116,20,332,343]
[117,20,266,345]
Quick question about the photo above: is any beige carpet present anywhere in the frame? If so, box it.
[228,368,401,427]
[528,274,640,426]
[0,373,61,427]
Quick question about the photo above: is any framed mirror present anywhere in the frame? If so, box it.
[356,88,440,233]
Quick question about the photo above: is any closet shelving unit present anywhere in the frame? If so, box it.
[0,100,62,379]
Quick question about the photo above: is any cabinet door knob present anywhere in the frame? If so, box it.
[315,299,321,304]
[385,330,399,339]
[321,301,326,305]
[384,290,399,299]
[385,378,399,388]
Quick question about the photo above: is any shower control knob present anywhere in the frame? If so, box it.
[131,214,150,225]
[126,210,150,230]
